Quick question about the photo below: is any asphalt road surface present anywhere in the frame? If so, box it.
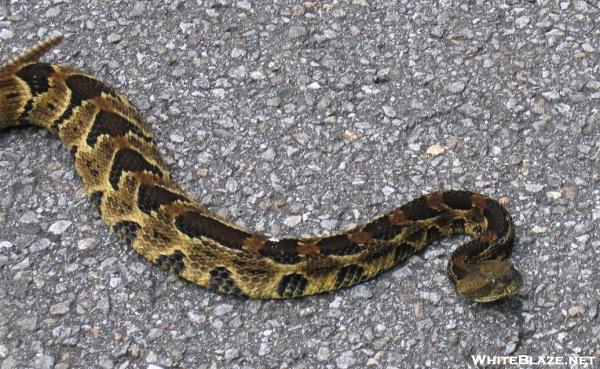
[0,1,598,368]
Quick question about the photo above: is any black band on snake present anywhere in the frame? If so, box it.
[0,36,523,302]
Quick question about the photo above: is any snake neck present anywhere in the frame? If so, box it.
[447,195,515,281]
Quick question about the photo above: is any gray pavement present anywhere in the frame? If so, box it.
[0,1,599,368]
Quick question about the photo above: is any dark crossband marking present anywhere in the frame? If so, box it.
[363,216,405,241]
[18,99,34,124]
[317,234,361,256]
[52,74,115,130]
[155,251,186,275]
[208,267,244,296]
[401,196,443,221]
[66,74,114,101]
[334,265,364,289]
[175,211,251,250]
[16,63,54,95]
[87,110,151,146]
[113,220,140,246]
[435,211,473,232]
[433,213,455,228]
[443,191,474,210]
[265,238,299,253]
[15,64,54,122]
[450,218,466,232]
[276,273,309,298]
[137,183,187,214]
[261,239,302,264]
[464,207,485,236]
[405,228,425,243]
[109,148,163,189]
[427,226,441,241]
[393,242,414,263]
[482,200,510,239]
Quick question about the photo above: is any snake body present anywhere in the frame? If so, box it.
[0,37,522,301]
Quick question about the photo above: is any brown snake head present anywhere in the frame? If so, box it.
[455,260,523,302]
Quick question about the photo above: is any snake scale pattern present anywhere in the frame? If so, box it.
[0,36,523,301]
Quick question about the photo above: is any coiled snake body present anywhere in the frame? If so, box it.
[0,37,522,301]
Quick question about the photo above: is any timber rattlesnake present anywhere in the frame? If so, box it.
[0,36,523,301]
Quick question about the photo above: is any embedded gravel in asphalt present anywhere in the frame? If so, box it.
[0,1,599,368]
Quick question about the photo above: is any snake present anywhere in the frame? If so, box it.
[0,36,523,302]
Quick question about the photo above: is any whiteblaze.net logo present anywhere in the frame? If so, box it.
[471,355,596,366]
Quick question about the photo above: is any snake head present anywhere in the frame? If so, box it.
[455,260,523,303]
